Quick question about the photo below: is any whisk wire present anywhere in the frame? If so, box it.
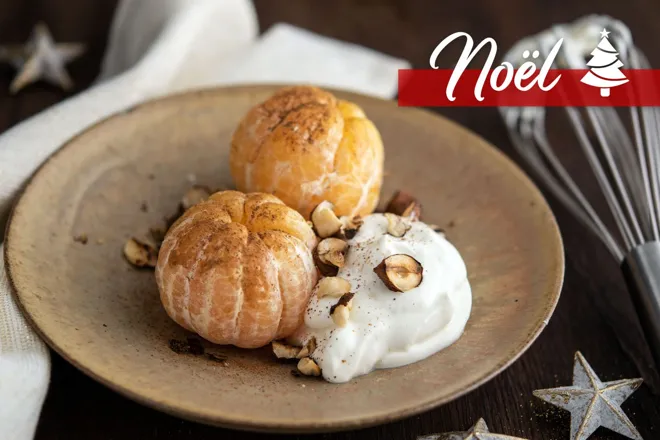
[565,107,637,253]
[630,106,659,241]
[630,47,660,243]
[503,106,625,259]
[535,122,625,259]
[642,107,660,239]
[602,108,653,239]
[534,115,623,253]
[596,109,647,211]
[586,107,646,246]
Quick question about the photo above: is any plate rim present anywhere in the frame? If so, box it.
[4,84,565,433]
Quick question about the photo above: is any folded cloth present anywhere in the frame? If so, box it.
[0,0,409,438]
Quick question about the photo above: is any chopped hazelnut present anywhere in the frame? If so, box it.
[123,238,158,268]
[385,190,422,221]
[374,254,423,292]
[297,337,317,359]
[272,341,301,359]
[331,305,350,327]
[315,238,348,275]
[311,201,342,238]
[297,357,322,376]
[384,213,411,237]
[338,215,363,239]
[316,276,351,298]
[402,202,421,221]
[330,292,355,327]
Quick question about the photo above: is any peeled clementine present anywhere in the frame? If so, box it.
[230,86,385,219]
[155,191,318,349]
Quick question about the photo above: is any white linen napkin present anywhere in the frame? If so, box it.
[0,1,409,438]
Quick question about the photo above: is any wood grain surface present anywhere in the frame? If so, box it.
[1,1,659,439]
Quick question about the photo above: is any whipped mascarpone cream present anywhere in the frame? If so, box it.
[291,213,472,383]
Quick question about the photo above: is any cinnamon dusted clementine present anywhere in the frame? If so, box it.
[230,86,385,219]
[155,191,318,348]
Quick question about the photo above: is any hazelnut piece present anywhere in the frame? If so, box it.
[272,341,301,359]
[316,276,352,299]
[123,238,158,268]
[330,292,355,327]
[315,238,348,275]
[373,254,423,292]
[385,213,411,237]
[297,337,317,359]
[338,215,363,239]
[385,190,422,221]
[311,201,343,238]
[297,357,322,376]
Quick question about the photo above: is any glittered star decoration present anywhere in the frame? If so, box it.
[533,351,643,440]
[0,22,85,94]
[417,418,528,440]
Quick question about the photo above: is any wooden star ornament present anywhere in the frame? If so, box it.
[533,351,643,440]
[0,22,85,94]
[417,418,528,440]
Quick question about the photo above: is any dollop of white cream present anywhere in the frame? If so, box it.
[290,214,472,383]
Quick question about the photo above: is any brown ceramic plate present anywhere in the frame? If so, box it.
[5,85,563,433]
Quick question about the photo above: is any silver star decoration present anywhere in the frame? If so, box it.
[417,418,528,440]
[0,22,85,93]
[534,351,643,440]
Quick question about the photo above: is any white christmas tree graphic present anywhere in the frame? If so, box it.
[581,29,629,97]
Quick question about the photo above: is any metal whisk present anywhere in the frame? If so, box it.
[500,15,660,372]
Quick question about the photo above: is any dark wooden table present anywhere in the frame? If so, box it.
[2,1,660,439]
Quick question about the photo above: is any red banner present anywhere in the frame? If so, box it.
[398,69,660,107]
